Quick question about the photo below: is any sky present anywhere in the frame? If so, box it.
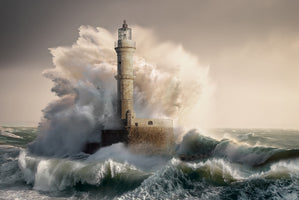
[0,0,299,128]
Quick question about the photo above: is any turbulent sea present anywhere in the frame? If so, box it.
[0,126,298,200]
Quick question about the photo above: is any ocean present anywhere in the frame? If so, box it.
[0,126,298,200]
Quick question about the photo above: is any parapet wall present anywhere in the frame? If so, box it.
[115,40,136,48]
[133,118,173,128]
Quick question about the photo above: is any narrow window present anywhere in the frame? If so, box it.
[135,123,138,127]
[148,121,153,125]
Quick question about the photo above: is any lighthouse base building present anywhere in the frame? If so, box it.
[84,21,174,154]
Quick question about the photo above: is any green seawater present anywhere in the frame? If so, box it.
[0,126,36,147]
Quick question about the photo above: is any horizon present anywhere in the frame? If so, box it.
[1,121,299,131]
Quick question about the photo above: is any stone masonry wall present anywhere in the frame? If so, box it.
[132,118,173,128]
[128,126,174,154]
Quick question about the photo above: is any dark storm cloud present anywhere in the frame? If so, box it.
[1,0,299,68]
[0,0,84,67]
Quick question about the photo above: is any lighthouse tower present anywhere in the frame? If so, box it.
[83,20,173,153]
[115,20,136,126]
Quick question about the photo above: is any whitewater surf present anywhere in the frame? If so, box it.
[0,127,298,199]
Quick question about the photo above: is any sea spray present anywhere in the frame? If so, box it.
[28,25,213,157]
[88,143,170,171]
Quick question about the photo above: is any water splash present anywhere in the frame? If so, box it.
[28,25,213,156]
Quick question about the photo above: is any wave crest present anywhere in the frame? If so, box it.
[18,150,147,192]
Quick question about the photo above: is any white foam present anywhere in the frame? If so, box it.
[18,149,149,191]
[88,143,169,171]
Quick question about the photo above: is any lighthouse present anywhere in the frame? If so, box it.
[84,20,174,153]
[114,20,136,126]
